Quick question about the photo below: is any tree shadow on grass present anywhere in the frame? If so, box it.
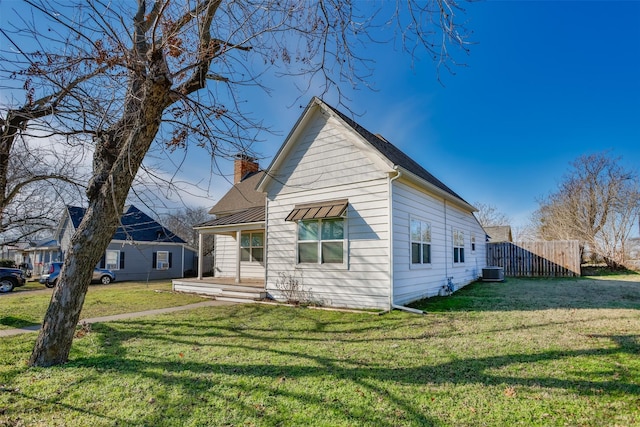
[10,306,635,427]
[0,316,39,329]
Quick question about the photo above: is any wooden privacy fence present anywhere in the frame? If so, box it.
[487,240,581,277]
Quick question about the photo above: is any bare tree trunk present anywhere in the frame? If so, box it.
[28,200,118,366]
[29,68,171,365]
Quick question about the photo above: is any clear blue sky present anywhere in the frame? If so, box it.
[168,1,640,234]
[2,1,639,232]
[169,0,640,232]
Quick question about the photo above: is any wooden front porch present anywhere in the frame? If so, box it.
[172,277,267,302]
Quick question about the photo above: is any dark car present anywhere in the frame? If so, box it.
[39,262,116,288]
[0,267,27,293]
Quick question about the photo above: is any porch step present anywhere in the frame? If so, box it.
[172,279,266,301]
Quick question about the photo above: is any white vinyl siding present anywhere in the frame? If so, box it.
[264,110,391,309]
[213,233,265,279]
[262,105,486,309]
[392,180,486,305]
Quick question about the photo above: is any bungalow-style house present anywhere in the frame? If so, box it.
[182,97,486,310]
[50,205,197,281]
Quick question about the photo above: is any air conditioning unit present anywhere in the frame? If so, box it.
[482,267,504,282]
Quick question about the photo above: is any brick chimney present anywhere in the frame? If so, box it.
[234,154,259,184]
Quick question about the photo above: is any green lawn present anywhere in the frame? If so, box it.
[0,276,638,426]
[0,281,206,329]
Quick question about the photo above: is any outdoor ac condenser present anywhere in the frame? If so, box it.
[482,267,504,282]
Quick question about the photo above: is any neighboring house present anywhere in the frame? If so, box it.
[626,237,640,271]
[53,205,197,281]
[484,225,513,243]
[0,239,61,275]
[25,238,62,275]
[190,97,486,310]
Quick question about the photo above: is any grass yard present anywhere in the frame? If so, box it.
[0,275,638,426]
[0,281,206,330]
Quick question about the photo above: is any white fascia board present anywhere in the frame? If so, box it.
[194,222,266,234]
[321,108,396,174]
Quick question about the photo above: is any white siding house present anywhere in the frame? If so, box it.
[186,97,486,310]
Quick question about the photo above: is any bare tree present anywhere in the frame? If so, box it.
[0,136,87,245]
[533,153,640,268]
[161,206,214,275]
[161,206,212,250]
[474,202,511,228]
[1,0,472,367]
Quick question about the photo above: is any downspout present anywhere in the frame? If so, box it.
[444,199,448,281]
[388,166,425,315]
[263,198,268,292]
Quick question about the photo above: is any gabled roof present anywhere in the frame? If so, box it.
[484,225,513,243]
[322,102,466,203]
[208,171,266,216]
[65,205,186,244]
[257,97,474,211]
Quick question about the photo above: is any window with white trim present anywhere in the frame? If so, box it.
[156,251,170,270]
[471,233,476,252]
[410,218,431,265]
[453,230,465,263]
[298,218,344,264]
[105,250,120,270]
[241,231,264,262]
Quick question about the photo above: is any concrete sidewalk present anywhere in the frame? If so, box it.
[0,299,236,337]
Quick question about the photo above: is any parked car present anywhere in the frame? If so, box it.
[39,262,116,288]
[0,267,27,293]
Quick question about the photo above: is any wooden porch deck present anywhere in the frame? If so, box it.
[172,277,267,302]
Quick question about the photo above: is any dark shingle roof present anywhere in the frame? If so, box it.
[323,100,467,204]
[66,205,186,243]
[208,171,266,216]
[198,206,265,227]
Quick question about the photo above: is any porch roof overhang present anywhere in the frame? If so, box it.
[285,199,348,221]
[195,206,265,234]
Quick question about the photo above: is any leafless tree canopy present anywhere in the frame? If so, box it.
[0,0,472,366]
[474,202,511,228]
[161,206,212,251]
[532,153,640,268]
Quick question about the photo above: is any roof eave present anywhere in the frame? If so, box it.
[396,167,477,212]
[194,221,266,233]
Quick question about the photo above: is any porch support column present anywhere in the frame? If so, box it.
[198,232,204,280]
[235,230,241,284]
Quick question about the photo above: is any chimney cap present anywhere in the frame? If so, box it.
[234,153,256,162]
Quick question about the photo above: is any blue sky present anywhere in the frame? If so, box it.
[2,1,639,233]
[167,1,640,232]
